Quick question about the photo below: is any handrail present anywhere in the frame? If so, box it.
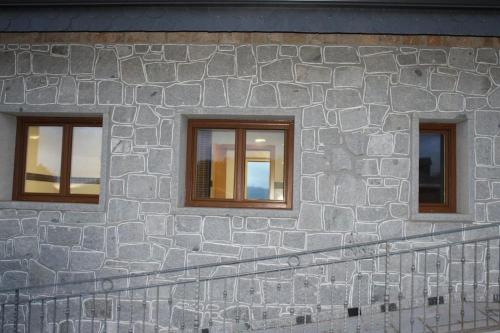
[0,221,498,295]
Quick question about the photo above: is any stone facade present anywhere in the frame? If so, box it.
[0,41,499,302]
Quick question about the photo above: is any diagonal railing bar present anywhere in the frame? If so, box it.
[3,234,500,307]
[1,221,498,295]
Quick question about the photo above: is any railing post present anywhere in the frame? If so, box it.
[384,242,389,333]
[436,247,441,333]
[13,289,19,333]
[486,240,490,327]
[448,245,452,332]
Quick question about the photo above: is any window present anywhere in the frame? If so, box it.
[419,123,456,213]
[185,119,294,209]
[13,117,103,204]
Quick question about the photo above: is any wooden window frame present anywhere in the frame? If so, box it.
[185,119,294,209]
[13,116,103,204]
[418,123,456,213]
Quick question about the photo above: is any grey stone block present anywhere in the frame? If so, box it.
[457,72,491,96]
[63,212,105,224]
[203,78,226,107]
[283,231,306,249]
[476,111,500,136]
[177,61,205,82]
[17,51,31,74]
[136,85,163,105]
[438,92,465,111]
[400,66,428,87]
[491,67,500,85]
[127,174,156,199]
[175,215,201,233]
[278,83,310,108]
[70,250,104,270]
[188,44,215,61]
[39,211,61,224]
[318,173,336,203]
[13,236,38,258]
[334,66,363,88]
[233,232,267,246]
[26,86,57,104]
[383,113,410,132]
[121,57,146,84]
[369,187,398,205]
[281,45,297,57]
[82,226,105,251]
[3,77,25,104]
[0,51,15,77]
[207,52,235,77]
[430,73,456,91]
[397,52,417,66]
[261,58,293,82]
[148,148,172,174]
[477,48,498,64]
[110,154,144,177]
[246,217,268,230]
[113,105,137,124]
[474,138,493,165]
[28,260,56,294]
[477,166,500,179]
[449,47,475,70]
[367,133,393,156]
[303,104,327,127]
[163,44,187,61]
[364,75,389,104]
[117,221,145,243]
[325,88,362,110]
[248,84,278,108]
[302,151,328,175]
[336,174,366,205]
[339,106,368,131]
[141,202,170,214]
[394,132,409,155]
[70,45,95,75]
[227,78,251,107]
[301,176,316,201]
[319,127,341,146]
[295,64,331,83]
[203,216,231,241]
[256,45,278,62]
[0,219,21,240]
[324,205,354,232]
[299,45,322,63]
[488,87,500,108]
[26,75,47,90]
[98,80,123,105]
[419,49,447,65]
[58,76,76,104]
[1,271,27,290]
[354,159,379,176]
[164,83,201,106]
[380,158,410,179]
[270,218,296,229]
[145,62,176,83]
[324,46,359,64]
[95,49,119,79]
[174,234,201,250]
[380,219,403,239]
[145,215,166,236]
[135,105,159,126]
[236,45,257,77]
[364,53,398,74]
[159,119,173,146]
[108,198,140,223]
[118,243,150,261]
[134,127,158,146]
[32,53,68,75]
[368,104,388,126]
[357,206,388,222]
[391,86,436,112]
[46,226,81,247]
[297,203,322,230]
[77,81,96,105]
[476,180,491,200]
[307,233,342,251]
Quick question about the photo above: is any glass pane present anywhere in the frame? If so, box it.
[245,130,285,201]
[194,129,235,199]
[70,127,102,195]
[419,132,445,204]
[24,126,63,194]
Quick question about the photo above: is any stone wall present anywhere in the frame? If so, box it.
[0,40,499,296]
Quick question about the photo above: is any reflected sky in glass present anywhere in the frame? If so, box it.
[246,161,270,200]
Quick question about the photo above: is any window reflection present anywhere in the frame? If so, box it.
[419,132,445,204]
[245,130,285,201]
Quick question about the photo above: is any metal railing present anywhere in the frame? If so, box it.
[1,223,500,332]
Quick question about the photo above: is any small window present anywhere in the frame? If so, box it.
[13,117,103,204]
[419,123,456,213]
[185,119,294,209]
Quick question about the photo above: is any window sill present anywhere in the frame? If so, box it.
[0,200,104,212]
[410,213,473,223]
[172,206,299,219]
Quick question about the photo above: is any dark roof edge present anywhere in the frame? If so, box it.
[2,0,500,8]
